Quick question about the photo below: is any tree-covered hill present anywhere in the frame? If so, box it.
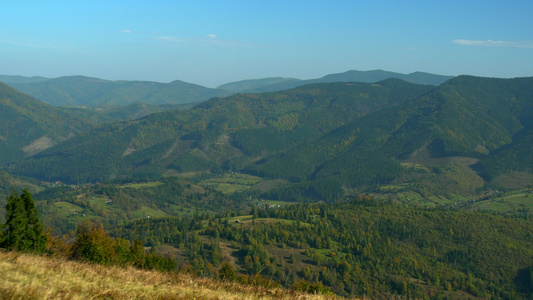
[7,79,433,184]
[109,199,533,298]
[6,76,533,198]
[6,76,231,106]
[245,76,533,199]
[0,82,109,165]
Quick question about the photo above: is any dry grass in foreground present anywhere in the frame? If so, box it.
[0,251,344,299]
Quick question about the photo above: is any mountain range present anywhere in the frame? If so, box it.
[217,70,453,93]
[1,70,452,107]
[3,74,532,201]
[2,70,533,299]
[2,76,231,107]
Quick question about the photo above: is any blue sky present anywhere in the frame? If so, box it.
[2,1,532,87]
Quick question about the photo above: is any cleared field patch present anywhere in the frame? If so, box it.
[200,173,263,194]
[261,200,293,206]
[401,162,431,173]
[229,216,310,228]
[230,215,253,222]
[52,202,83,218]
[213,183,250,194]
[119,181,163,189]
[131,206,169,219]
[87,197,110,210]
[377,183,409,192]
[252,179,290,192]
[471,189,533,214]
[169,204,196,216]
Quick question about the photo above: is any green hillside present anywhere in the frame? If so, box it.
[2,75,533,299]
[6,76,533,202]
[9,79,433,184]
[108,199,533,298]
[0,82,106,165]
[7,76,230,106]
[245,76,533,200]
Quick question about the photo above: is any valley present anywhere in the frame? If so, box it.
[1,71,533,298]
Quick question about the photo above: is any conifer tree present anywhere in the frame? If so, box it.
[2,189,47,253]
[2,190,26,251]
[21,189,47,253]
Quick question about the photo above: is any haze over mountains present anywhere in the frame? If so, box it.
[218,70,454,93]
[1,70,452,107]
[2,75,231,107]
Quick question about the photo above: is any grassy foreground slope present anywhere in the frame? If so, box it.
[0,251,340,300]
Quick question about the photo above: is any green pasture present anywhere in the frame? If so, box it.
[200,173,263,194]
[471,189,533,214]
[131,206,170,219]
[87,197,109,210]
[53,201,83,218]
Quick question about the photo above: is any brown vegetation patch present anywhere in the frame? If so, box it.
[0,251,342,299]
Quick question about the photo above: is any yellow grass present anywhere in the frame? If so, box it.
[0,251,343,299]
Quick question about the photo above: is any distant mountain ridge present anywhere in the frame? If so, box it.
[217,70,454,93]
[2,70,452,107]
[4,76,231,106]
[217,77,300,93]
[0,75,50,84]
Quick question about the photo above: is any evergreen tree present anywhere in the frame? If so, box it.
[2,190,26,251]
[21,189,47,253]
[2,189,47,253]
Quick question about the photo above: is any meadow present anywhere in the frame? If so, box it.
[0,251,342,300]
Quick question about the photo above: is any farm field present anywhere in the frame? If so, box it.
[469,188,533,214]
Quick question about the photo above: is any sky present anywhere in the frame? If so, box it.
[1,1,533,87]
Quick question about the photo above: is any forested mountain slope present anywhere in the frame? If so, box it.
[6,76,533,199]
[8,79,433,184]
[0,82,106,165]
[109,199,533,298]
[252,76,533,199]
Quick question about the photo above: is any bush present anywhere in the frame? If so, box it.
[293,280,333,295]
[69,220,176,272]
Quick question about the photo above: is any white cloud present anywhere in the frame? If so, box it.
[207,34,217,39]
[122,29,132,33]
[453,39,533,48]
